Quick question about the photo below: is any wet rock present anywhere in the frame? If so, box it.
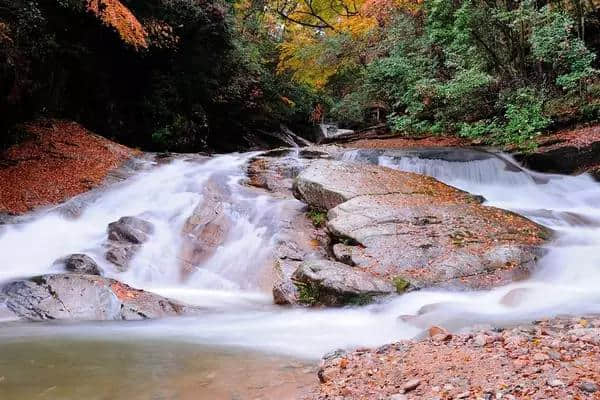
[272,259,301,305]
[0,273,201,321]
[294,160,548,290]
[105,245,139,271]
[54,253,103,275]
[105,216,154,272]
[291,259,395,306]
[271,207,330,305]
[108,216,154,244]
[180,180,231,278]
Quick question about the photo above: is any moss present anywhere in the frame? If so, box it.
[537,228,552,241]
[307,209,327,227]
[294,281,320,305]
[342,293,375,306]
[392,276,410,293]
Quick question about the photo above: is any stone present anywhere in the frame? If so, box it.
[179,180,231,278]
[105,245,139,271]
[105,216,154,271]
[473,334,487,347]
[108,216,153,244]
[292,259,395,306]
[579,381,598,393]
[294,160,548,291]
[389,395,407,400]
[0,273,201,321]
[547,379,565,387]
[401,379,421,393]
[54,253,102,275]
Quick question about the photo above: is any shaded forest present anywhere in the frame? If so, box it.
[1,0,600,151]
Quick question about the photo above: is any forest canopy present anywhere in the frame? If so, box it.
[1,0,600,150]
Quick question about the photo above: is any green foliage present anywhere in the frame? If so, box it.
[392,277,410,294]
[307,209,327,227]
[530,7,597,91]
[316,0,600,146]
[295,281,320,305]
[501,88,552,147]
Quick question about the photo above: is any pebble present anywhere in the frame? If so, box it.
[532,352,549,362]
[456,392,470,399]
[547,379,565,387]
[579,381,598,393]
[389,395,407,400]
[401,379,421,393]
[429,326,448,337]
[473,334,487,347]
[547,350,561,360]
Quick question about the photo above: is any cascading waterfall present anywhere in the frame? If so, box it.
[1,147,600,398]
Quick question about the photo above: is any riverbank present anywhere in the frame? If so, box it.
[313,315,600,399]
[0,120,135,215]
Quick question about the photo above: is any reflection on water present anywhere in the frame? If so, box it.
[0,338,315,400]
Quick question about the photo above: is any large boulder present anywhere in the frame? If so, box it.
[294,160,549,291]
[292,260,395,306]
[105,216,154,271]
[0,274,201,321]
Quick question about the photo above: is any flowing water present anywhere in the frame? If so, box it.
[1,148,600,399]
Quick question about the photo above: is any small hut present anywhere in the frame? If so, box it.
[367,101,389,123]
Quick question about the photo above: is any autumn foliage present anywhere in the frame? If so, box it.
[0,120,134,214]
[87,0,148,49]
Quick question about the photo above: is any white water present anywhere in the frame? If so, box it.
[1,149,600,360]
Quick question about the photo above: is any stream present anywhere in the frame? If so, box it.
[1,148,600,399]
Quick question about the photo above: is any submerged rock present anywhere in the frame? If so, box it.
[292,259,395,306]
[54,253,103,275]
[105,216,154,272]
[0,273,201,321]
[294,160,549,293]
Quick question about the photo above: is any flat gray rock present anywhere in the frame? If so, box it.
[1,274,201,321]
[294,160,549,291]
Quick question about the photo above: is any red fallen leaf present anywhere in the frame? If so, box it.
[0,119,135,214]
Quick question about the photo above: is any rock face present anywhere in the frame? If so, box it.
[0,274,200,321]
[294,160,549,292]
[292,260,395,306]
[54,254,103,275]
[105,216,154,271]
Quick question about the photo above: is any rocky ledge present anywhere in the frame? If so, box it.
[282,159,549,306]
[313,315,600,399]
[0,273,201,321]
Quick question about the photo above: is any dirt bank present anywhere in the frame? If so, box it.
[0,120,135,215]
